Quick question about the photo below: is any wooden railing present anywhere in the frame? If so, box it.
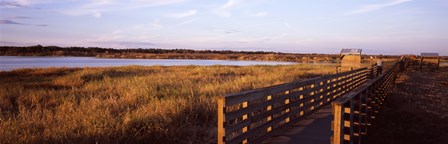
[217,67,374,144]
[370,64,380,78]
[331,59,409,144]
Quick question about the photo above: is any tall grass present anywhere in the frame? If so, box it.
[0,64,336,144]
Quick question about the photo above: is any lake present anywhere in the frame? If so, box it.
[0,56,298,71]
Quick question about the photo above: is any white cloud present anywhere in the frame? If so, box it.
[346,0,413,15]
[168,10,197,18]
[213,0,246,17]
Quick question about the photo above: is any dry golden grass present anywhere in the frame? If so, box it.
[0,64,337,144]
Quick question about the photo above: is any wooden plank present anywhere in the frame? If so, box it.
[225,77,319,106]
[249,101,291,124]
[227,106,299,144]
[230,96,334,144]
[250,106,319,144]
[251,107,320,144]
[224,118,251,136]
[226,95,305,135]
[225,90,304,121]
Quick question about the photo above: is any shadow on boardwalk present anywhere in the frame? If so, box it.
[367,66,448,144]
[263,106,332,144]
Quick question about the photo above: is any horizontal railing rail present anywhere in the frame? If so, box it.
[331,58,409,144]
[218,66,376,144]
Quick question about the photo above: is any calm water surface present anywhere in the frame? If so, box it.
[0,56,298,71]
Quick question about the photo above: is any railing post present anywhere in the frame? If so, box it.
[217,97,226,144]
[420,57,423,70]
[349,100,355,144]
[332,102,344,144]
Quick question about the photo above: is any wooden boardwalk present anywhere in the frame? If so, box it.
[217,58,410,144]
[217,68,370,144]
[264,105,333,144]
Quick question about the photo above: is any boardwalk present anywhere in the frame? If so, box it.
[217,67,370,144]
[217,58,409,144]
[264,105,332,144]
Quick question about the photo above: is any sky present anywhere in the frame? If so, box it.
[0,0,447,55]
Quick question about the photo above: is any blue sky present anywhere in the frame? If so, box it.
[0,0,447,55]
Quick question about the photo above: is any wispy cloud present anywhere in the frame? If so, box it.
[283,22,291,28]
[95,30,125,42]
[346,0,413,15]
[0,19,24,25]
[252,12,267,17]
[1,0,58,9]
[150,19,163,29]
[168,10,197,18]
[8,16,32,19]
[176,18,196,26]
[61,0,187,18]
[0,19,47,26]
[93,41,155,48]
[0,1,26,8]
[13,0,38,5]
[220,0,242,9]
[214,0,246,17]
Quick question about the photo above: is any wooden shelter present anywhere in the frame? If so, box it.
[420,53,440,70]
[340,49,362,68]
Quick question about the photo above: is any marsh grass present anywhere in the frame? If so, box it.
[0,64,336,144]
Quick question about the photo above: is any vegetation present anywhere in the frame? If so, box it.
[0,64,337,144]
[0,45,341,62]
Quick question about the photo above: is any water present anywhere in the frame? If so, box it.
[0,56,298,71]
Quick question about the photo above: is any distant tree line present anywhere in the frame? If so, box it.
[0,45,285,56]
[6,45,411,62]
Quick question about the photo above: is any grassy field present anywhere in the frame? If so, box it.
[0,64,337,144]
